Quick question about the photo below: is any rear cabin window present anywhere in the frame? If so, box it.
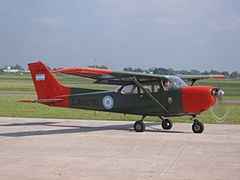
[140,82,161,94]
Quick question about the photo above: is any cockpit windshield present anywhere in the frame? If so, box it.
[162,76,188,91]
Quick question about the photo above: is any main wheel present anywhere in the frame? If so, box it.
[162,119,173,130]
[192,121,204,133]
[134,120,145,132]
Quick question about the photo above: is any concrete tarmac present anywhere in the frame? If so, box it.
[0,117,240,180]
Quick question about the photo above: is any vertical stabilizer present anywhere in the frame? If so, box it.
[28,61,70,100]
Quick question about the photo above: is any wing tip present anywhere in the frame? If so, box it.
[212,75,226,78]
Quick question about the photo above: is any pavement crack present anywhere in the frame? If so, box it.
[160,136,193,179]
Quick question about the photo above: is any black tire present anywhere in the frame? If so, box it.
[162,119,173,130]
[192,121,204,133]
[134,121,145,132]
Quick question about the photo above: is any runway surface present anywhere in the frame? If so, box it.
[0,117,240,180]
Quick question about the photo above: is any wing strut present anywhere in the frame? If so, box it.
[132,78,168,113]
[191,79,197,86]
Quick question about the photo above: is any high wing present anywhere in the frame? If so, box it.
[52,67,226,85]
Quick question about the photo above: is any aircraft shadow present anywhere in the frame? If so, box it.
[0,122,57,126]
[0,121,188,137]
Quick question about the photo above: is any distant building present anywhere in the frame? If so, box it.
[3,66,20,73]
[3,66,29,74]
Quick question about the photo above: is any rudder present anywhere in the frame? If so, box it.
[28,61,70,100]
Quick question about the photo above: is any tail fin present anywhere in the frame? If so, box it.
[28,61,71,99]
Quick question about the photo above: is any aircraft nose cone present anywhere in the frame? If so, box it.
[211,88,224,98]
[182,86,218,114]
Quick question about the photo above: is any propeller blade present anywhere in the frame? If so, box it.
[210,90,229,122]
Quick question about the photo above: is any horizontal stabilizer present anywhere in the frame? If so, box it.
[17,99,64,103]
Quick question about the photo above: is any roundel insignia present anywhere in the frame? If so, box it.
[102,96,114,109]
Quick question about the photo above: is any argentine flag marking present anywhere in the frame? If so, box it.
[36,74,45,81]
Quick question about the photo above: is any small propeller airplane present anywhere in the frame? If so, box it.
[19,61,226,133]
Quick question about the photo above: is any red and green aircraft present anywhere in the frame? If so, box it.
[19,61,226,133]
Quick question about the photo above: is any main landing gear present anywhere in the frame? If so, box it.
[134,120,145,132]
[133,116,173,132]
[134,116,146,132]
[191,116,204,133]
[160,117,173,130]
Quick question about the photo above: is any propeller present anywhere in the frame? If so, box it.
[210,89,229,122]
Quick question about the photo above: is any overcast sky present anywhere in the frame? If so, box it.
[0,0,240,72]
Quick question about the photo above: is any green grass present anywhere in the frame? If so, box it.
[0,73,116,93]
[223,96,240,100]
[194,79,240,97]
[0,74,35,94]
[0,96,239,124]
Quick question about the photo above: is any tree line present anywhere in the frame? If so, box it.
[123,67,239,79]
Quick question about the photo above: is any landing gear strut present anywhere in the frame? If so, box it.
[134,116,146,132]
[191,116,204,133]
[159,116,173,130]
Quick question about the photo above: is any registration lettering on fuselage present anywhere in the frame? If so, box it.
[72,99,99,107]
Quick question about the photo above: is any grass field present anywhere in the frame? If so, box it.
[0,73,116,94]
[0,73,239,124]
[195,79,240,97]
